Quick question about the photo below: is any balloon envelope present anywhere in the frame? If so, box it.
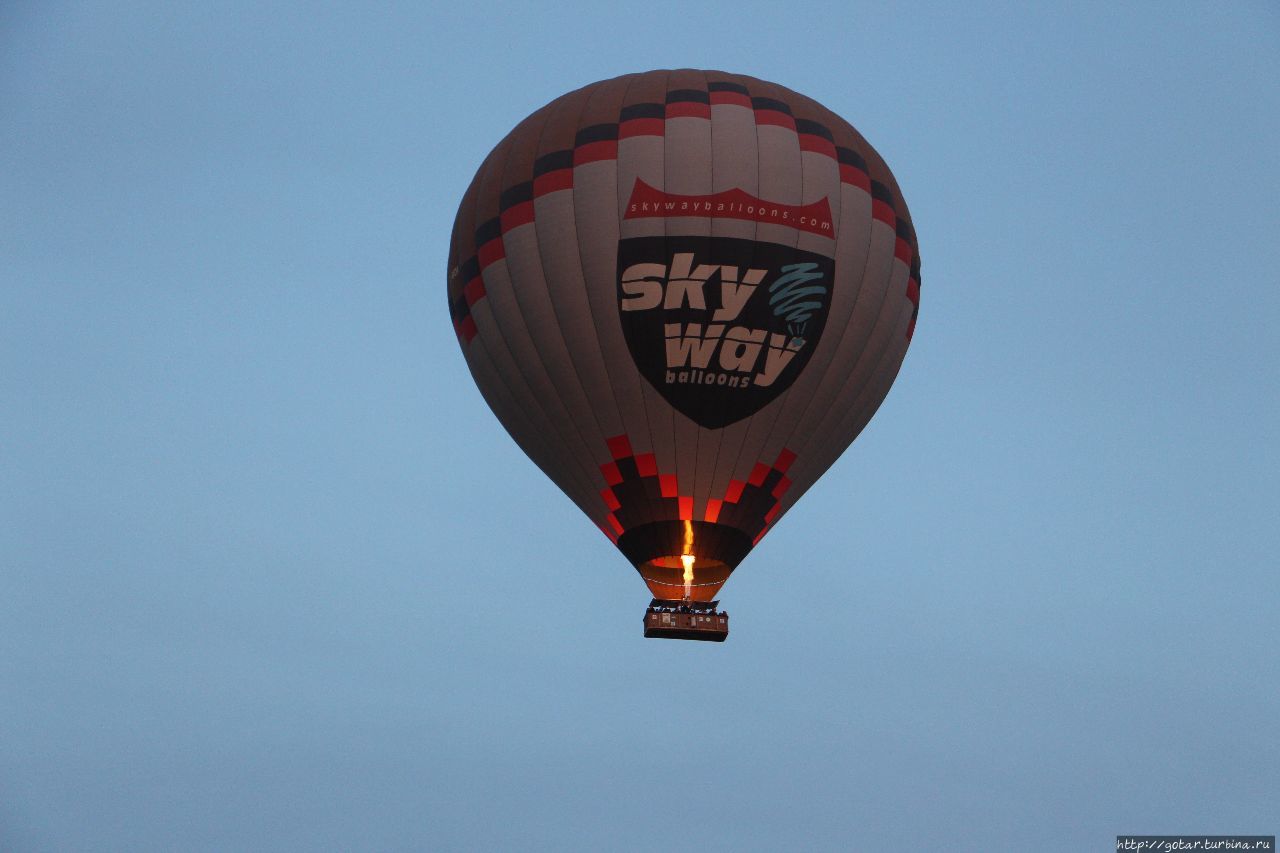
[448,70,920,602]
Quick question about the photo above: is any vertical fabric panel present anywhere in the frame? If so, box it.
[719,74,805,524]
[615,71,676,524]
[499,102,612,519]
[472,111,602,514]
[455,131,602,515]
[661,69,715,525]
[702,72,763,517]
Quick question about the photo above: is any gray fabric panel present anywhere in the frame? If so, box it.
[751,144,845,491]
[752,123,802,249]
[532,192,623,443]
[457,133,601,512]
[462,333,594,519]
[703,92,761,506]
[777,211,896,482]
[716,117,802,506]
[783,180,874,437]
[614,106,677,518]
[661,77,714,524]
[786,302,913,511]
[791,260,912,484]
[499,204,610,500]
[754,177,873,502]
[534,82,627,458]
[472,119,601,514]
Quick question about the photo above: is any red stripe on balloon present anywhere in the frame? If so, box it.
[600,487,620,512]
[799,133,837,158]
[575,140,617,165]
[533,169,573,197]
[659,474,678,499]
[477,238,505,269]
[771,476,792,499]
[500,201,534,232]
[606,434,633,459]
[839,164,871,191]
[872,199,896,226]
[455,315,477,343]
[754,109,795,130]
[703,499,722,524]
[619,118,664,138]
[709,90,751,108]
[774,448,797,473]
[635,452,657,477]
[748,463,769,487]
[895,236,912,264]
[600,461,622,486]
[463,275,485,307]
[666,102,711,120]
[724,479,745,504]
[678,496,693,521]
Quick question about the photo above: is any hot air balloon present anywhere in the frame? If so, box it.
[447,70,920,641]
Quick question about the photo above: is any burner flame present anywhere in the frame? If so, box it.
[681,520,695,598]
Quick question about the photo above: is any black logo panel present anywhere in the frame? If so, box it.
[617,236,834,429]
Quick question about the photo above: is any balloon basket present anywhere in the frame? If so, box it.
[643,599,729,642]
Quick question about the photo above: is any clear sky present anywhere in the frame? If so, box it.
[3,2,1278,850]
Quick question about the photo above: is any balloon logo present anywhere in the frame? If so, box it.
[448,70,921,640]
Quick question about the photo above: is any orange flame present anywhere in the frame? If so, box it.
[681,520,695,598]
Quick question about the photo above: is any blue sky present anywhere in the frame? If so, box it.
[2,2,1277,850]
